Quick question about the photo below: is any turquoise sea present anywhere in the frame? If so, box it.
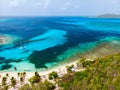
[0,17,120,71]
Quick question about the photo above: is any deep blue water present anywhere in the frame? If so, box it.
[0,17,120,71]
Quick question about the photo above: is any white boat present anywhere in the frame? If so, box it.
[19,46,26,50]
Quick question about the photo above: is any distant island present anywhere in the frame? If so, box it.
[96,14,120,18]
[0,35,7,44]
[0,34,18,45]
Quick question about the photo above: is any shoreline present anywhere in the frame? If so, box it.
[0,58,85,90]
[0,38,119,74]
[0,58,80,74]
[0,59,85,86]
[0,36,120,73]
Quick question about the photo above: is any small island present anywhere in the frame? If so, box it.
[0,35,9,45]
[97,14,120,18]
[0,36,5,44]
[0,34,18,45]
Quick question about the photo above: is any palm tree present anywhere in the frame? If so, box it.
[18,72,21,77]
[11,77,17,87]
[28,72,41,85]
[2,77,7,85]
[20,77,24,85]
[48,71,58,80]
[6,73,9,77]
[35,72,39,76]
[23,72,26,78]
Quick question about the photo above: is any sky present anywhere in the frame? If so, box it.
[0,0,120,16]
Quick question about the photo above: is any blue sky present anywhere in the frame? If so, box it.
[0,0,120,16]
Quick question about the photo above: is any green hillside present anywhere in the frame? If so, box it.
[58,53,120,90]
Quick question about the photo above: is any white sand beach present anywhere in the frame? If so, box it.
[0,59,85,90]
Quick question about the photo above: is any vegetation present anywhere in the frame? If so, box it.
[11,77,17,87]
[20,77,24,85]
[19,80,55,90]
[48,71,58,80]
[18,72,26,78]
[1,54,120,90]
[2,77,7,86]
[18,72,21,77]
[66,64,74,73]
[6,73,9,77]
[28,72,41,85]
[0,85,8,90]
[58,54,120,90]
[18,84,32,90]
[20,72,55,90]
[32,80,55,90]
[23,72,26,78]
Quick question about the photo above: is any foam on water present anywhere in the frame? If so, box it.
[0,29,67,59]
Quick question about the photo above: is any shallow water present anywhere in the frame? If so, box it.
[0,17,120,71]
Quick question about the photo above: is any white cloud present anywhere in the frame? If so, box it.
[0,0,120,16]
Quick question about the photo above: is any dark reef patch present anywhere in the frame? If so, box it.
[0,64,12,70]
[28,27,110,68]
[0,57,23,70]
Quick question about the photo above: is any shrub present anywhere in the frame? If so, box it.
[20,77,24,85]
[0,85,9,90]
[6,73,9,77]
[11,77,17,87]
[28,72,41,85]
[81,60,94,67]
[32,80,55,90]
[66,64,74,73]
[18,84,31,90]
[18,72,21,77]
[2,77,7,86]
[58,54,120,90]
[23,72,26,78]
[48,71,58,80]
